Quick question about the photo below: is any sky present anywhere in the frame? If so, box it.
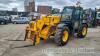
[0,0,100,11]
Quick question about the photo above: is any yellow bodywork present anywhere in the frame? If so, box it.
[25,15,60,45]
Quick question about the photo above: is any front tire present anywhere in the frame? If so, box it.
[54,27,70,46]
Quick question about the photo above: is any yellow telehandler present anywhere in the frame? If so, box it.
[24,6,88,46]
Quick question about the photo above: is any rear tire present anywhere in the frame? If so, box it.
[54,26,70,46]
[77,24,88,38]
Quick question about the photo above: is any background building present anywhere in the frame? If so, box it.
[37,6,52,15]
[24,0,35,12]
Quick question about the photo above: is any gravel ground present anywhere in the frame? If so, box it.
[0,24,100,56]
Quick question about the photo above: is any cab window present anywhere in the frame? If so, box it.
[74,10,81,19]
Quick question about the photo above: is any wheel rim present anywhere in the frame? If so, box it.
[82,27,87,36]
[62,30,69,42]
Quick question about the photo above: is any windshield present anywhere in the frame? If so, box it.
[62,8,73,15]
[61,8,73,21]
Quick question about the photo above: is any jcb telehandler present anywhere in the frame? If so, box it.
[24,6,88,46]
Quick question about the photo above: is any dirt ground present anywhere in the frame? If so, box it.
[0,24,100,56]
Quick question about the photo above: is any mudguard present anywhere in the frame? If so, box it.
[57,23,68,29]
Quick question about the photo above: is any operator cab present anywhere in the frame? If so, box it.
[60,6,85,32]
[61,6,83,22]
